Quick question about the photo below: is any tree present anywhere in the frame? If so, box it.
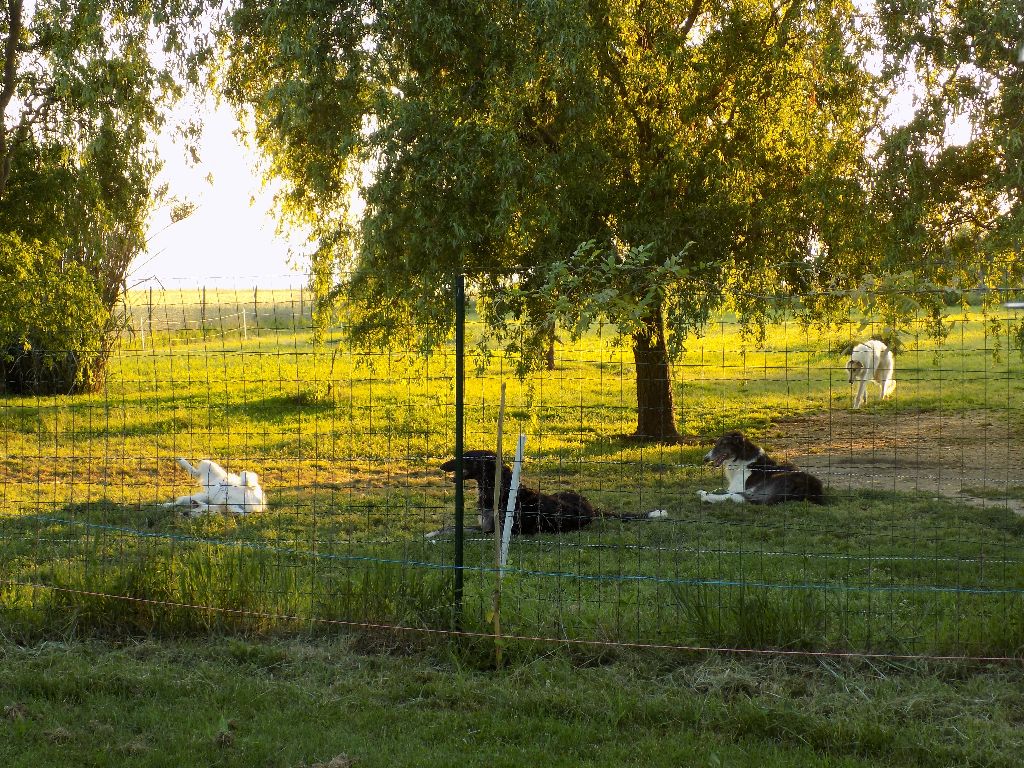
[0,0,210,392]
[221,0,877,440]
[871,1,1023,309]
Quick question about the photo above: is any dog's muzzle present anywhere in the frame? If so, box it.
[703,451,716,465]
[704,450,728,467]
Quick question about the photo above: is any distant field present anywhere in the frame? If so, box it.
[2,293,1023,658]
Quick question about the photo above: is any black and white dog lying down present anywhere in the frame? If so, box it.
[698,432,824,505]
[427,450,668,539]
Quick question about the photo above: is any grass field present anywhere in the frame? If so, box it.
[2,291,1024,659]
[3,291,1024,766]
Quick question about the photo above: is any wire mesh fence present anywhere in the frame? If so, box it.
[2,277,1023,661]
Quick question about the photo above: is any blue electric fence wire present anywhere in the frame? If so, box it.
[8,512,1024,597]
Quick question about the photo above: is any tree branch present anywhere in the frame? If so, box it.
[679,0,703,44]
[0,0,22,113]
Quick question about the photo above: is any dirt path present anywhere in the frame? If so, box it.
[765,410,1024,515]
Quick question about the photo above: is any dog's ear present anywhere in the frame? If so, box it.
[722,433,759,461]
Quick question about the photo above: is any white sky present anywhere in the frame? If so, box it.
[131,100,310,290]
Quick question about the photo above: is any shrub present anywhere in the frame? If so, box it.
[0,234,108,395]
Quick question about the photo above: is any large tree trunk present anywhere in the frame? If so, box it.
[545,329,556,371]
[632,305,680,442]
[0,0,25,200]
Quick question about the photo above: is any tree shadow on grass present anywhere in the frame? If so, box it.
[16,500,178,531]
[569,433,706,469]
[221,392,339,421]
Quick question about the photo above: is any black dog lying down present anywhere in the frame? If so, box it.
[698,431,825,505]
[428,450,668,538]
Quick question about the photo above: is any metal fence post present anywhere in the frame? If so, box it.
[453,273,465,629]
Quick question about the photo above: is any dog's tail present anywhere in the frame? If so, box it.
[882,378,896,399]
[425,525,485,542]
[597,508,669,521]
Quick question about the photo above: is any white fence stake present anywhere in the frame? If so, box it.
[500,433,526,575]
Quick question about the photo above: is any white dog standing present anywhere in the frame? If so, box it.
[165,457,267,516]
[846,339,896,409]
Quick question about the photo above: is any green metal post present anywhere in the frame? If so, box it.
[453,273,465,628]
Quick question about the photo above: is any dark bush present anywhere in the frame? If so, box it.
[0,234,107,395]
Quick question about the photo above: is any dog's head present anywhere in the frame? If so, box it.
[704,431,761,467]
[440,450,513,533]
[439,450,511,484]
[238,470,260,489]
[845,358,864,383]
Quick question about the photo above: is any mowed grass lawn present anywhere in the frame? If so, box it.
[2,293,1024,658]
[3,636,1024,768]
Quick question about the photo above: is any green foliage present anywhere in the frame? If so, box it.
[873,1,1023,293]
[0,234,107,393]
[220,0,877,320]
[0,0,212,390]
[840,3,1024,354]
[220,0,878,436]
[480,240,715,373]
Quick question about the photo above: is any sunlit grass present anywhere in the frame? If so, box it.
[2,294,1024,655]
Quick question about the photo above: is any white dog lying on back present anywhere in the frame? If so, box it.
[165,457,267,516]
[846,339,895,409]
